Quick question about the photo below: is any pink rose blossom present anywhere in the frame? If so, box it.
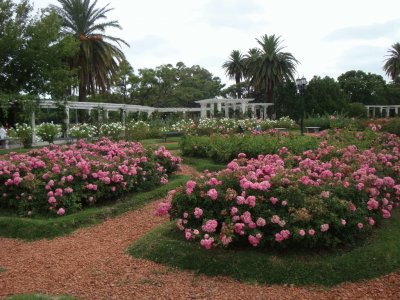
[194,207,203,219]
[256,217,266,227]
[207,188,218,201]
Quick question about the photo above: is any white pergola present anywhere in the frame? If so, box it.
[194,98,274,119]
[365,105,400,118]
[32,99,274,144]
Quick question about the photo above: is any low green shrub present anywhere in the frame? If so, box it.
[180,133,320,163]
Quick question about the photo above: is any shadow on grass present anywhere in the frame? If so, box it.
[128,210,400,287]
[0,175,189,241]
[181,156,226,173]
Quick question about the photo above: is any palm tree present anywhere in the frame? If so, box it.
[52,0,129,104]
[384,43,400,84]
[246,34,298,103]
[222,50,245,98]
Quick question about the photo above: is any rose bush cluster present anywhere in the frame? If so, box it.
[160,131,400,250]
[0,138,181,216]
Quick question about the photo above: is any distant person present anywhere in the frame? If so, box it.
[0,124,7,148]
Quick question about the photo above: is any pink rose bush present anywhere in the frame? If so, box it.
[166,131,400,250]
[0,138,181,216]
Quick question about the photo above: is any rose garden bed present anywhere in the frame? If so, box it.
[0,138,185,240]
[129,128,400,285]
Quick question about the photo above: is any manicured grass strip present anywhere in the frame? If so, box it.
[181,156,226,173]
[0,175,189,241]
[7,295,79,300]
[140,137,181,151]
[0,147,31,155]
[129,210,400,287]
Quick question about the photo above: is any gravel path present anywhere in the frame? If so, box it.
[0,167,399,299]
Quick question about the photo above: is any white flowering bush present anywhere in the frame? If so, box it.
[275,116,298,129]
[100,122,125,140]
[8,123,33,148]
[197,118,216,134]
[195,117,296,135]
[36,122,62,144]
[68,124,98,139]
[171,119,196,134]
[125,120,150,140]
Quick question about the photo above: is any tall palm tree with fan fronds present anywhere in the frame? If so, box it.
[245,34,298,103]
[222,50,245,98]
[52,0,129,104]
[384,43,400,84]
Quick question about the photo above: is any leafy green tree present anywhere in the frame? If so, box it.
[273,81,299,119]
[337,70,387,105]
[383,43,400,84]
[304,76,349,116]
[222,50,245,98]
[245,34,298,103]
[0,0,78,97]
[131,62,224,107]
[52,0,128,105]
[384,83,400,105]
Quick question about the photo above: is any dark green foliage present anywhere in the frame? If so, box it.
[347,103,368,118]
[382,118,400,135]
[180,134,319,163]
[304,76,349,116]
[130,62,224,107]
[337,70,387,105]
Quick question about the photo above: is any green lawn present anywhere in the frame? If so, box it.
[181,156,226,173]
[129,209,400,286]
[0,175,189,240]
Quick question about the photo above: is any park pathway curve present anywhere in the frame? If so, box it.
[0,165,400,299]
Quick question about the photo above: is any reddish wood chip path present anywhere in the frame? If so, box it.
[0,166,400,299]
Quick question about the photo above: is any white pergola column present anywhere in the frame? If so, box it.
[252,104,256,117]
[147,110,152,118]
[241,102,246,115]
[396,107,399,115]
[386,107,390,117]
[65,106,70,137]
[31,111,36,145]
[121,109,126,126]
[217,102,222,112]
[200,104,207,118]
[210,103,214,118]
[105,109,109,120]
[224,102,229,117]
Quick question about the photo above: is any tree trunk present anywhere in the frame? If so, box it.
[78,81,87,123]
[235,74,242,99]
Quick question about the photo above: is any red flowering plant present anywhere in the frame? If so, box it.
[0,138,181,216]
[160,131,400,250]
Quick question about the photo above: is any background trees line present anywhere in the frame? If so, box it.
[0,0,400,124]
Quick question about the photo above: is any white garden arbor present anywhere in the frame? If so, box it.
[195,98,274,119]
[32,99,274,144]
[365,105,400,118]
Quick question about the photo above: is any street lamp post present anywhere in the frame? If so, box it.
[296,77,307,136]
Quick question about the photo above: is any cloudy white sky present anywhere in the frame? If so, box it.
[32,0,400,85]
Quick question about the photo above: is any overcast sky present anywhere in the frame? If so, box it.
[32,0,400,85]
